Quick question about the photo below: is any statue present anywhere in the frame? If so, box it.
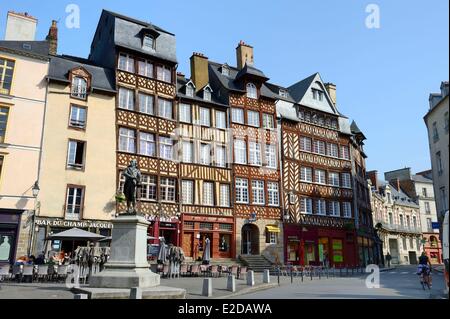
[123,159,142,214]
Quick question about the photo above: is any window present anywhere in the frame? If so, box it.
[406,215,411,228]
[300,197,313,214]
[399,215,404,226]
[300,136,312,152]
[199,107,211,126]
[342,173,352,188]
[200,143,211,165]
[203,88,212,101]
[203,182,214,206]
[388,212,393,224]
[440,187,448,211]
[267,182,279,206]
[267,231,277,244]
[331,119,338,130]
[425,202,431,214]
[215,111,226,129]
[436,151,443,175]
[157,65,172,83]
[0,156,3,179]
[343,202,352,218]
[221,66,230,76]
[179,103,191,123]
[182,180,194,204]
[236,178,249,203]
[340,145,350,160]
[118,54,135,73]
[387,192,392,204]
[265,144,277,169]
[313,140,326,155]
[402,238,407,251]
[232,108,244,124]
[422,188,427,197]
[409,238,414,249]
[234,139,247,164]
[312,89,324,101]
[0,106,9,143]
[327,143,339,158]
[247,110,260,127]
[142,35,154,51]
[432,122,439,142]
[0,58,15,95]
[138,92,154,115]
[279,89,288,98]
[139,132,156,157]
[249,142,262,166]
[318,116,324,126]
[158,98,173,119]
[119,128,136,153]
[159,136,173,160]
[71,77,88,99]
[300,167,313,182]
[67,140,85,169]
[315,169,326,184]
[69,105,86,129]
[160,178,176,202]
[66,186,84,219]
[316,199,327,215]
[138,59,153,78]
[246,83,257,99]
[445,112,449,133]
[140,175,157,201]
[262,113,274,129]
[329,201,340,217]
[215,145,226,167]
[182,141,193,163]
[413,216,417,229]
[186,83,194,97]
[328,172,340,187]
[219,184,230,207]
[252,180,265,205]
[119,87,135,110]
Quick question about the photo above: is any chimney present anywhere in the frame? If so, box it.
[46,20,58,56]
[389,178,401,192]
[190,52,209,92]
[5,11,37,41]
[325,83,337,106]
[367,170,379,192]
[236,40,254,70]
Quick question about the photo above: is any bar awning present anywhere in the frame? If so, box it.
[266,225,281,233]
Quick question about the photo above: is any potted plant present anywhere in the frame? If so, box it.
[115,192,126,203]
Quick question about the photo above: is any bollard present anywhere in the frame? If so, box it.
[74,294,88,299]
[227,275,236,292]
[263,269,270,284]
[346,265,349,277]
[352,266,354,276]
[130,287,142,299]
[202,278,212,297]
[277,267,280,285]
[301,268,304,282]
[318,268,321,280]
[339,267,342,277]
[290,267,293,284]
[247,270,255,286]
[310,268,313,281]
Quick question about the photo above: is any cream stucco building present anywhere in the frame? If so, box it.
[32,55,117,255]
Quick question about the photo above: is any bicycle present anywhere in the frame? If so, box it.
[417,265,431,290]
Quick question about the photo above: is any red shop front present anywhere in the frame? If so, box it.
[181,214,235,261]
[146,215,181,247]
[283,223,357,267]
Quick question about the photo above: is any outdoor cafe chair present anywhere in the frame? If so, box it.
[22,265,35,283]
[190,264,200,277]
[36,265,49,282]
[56,265,69,282]
[0,264,11,282]
[238,266,247,280]
[162,264,169,278]
[219,265,228,276]
[230,265,239,278]
[199,264,209,277]
[12,265,22,282]
[210,265,219,278]
[180,264,188,277]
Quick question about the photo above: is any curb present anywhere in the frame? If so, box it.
[213,283,279,299]
[380,267,396,272]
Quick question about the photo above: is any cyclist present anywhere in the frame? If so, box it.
[417,251,432,289]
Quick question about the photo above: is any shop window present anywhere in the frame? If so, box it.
[219,234,231,252]
[184,221,194,229]
[332,239,343,263]
[199,222,213,230]
[219,223,232,231]
[0,234,13,262]
[265,231,277,244]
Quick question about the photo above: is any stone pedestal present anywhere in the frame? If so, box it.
[77,214,185,299]
[89,214,160,289]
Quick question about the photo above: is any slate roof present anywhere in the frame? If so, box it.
[378,181,419,208]
[176,75,228,108]
[48,55,116,92]
[103,10,174,35]
[287,73,317,102]
[235,63,269,81]
[0,40,49,59]
[350,120,366,140]
[412,174,433,184]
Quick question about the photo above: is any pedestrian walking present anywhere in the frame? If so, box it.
[386,252,392,268]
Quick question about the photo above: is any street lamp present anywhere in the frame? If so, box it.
[28,181,40,256]
[32,181,40,197]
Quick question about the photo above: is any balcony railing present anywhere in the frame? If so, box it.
[375,219,421,234]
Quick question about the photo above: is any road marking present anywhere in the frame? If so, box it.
[401,272,408,274]
[389,272,397,274]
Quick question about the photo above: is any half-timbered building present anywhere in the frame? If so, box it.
[89,10,181,246]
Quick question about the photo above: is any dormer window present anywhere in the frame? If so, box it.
[221,65,230,76]
[312,89,324,101]
[279,89,288,98]
[246,83,257,99]
[186,82,195,97]
[143,35,155,51]
[203,87,212,101]
[71,76,88,100]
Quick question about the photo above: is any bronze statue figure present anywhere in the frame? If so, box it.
[123,159,142,214]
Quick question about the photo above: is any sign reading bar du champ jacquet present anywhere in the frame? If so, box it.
[35,218,113,229]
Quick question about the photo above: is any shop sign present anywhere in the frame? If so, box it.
[35,218,113,229]
[246,212,257,223]
[145,215,178,223]
[160,222,176,228]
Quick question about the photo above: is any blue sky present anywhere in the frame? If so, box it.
[1,0,448,176]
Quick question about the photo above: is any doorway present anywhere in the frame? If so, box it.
[182,233,194,257]
[389,239,399,264]
[408,251,418,264]
[241,224,259,255]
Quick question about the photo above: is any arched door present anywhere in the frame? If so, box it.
[241,224,259,255]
